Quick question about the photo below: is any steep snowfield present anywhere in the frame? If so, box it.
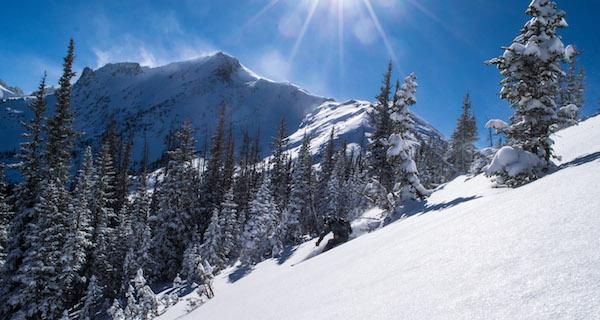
[161,116,600,320]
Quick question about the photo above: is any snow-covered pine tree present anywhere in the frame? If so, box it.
[151,121,200,281]
[113,202,134,295]
[13,180,68,319]
[387,73,431,204]
[79,275,103,320]
[316,128,336,217]
[91,141,119,297]
[270,118,291,210]
[107,299,125,320]
[367,62,395,192]
[289,134,316,236]
[126,269,160,320]
[344,157,369,220]
[0,167,11,267]
[557,52,584,128]
[217,188,240,266]
[199,109,226,232]
[61,147,94,305]
[240,176,279,265]
[123,161,152,287]
[559,52,585,109]
[447,94,479,174]
[0,76,57,319]
[200,209,224,271]
[222,127,236,193]
[486,0,574,185]
[16,73,46,209]
[181,231,204,284]
[196,261,215,299]
[326,148,348,218]
[45,39,77,188]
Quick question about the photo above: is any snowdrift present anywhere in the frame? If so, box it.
[159,116,600,320]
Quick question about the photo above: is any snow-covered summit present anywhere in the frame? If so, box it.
[0,52,329,163]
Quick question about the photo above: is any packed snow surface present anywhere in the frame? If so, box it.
[159,117,600,319]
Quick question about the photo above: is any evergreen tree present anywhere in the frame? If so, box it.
[123,160,152,286]
[45,39,77,187]
[91,141,119,296]
[200,109,226,232]
[240,176,279,265]
[558,53,585,112]
[270,118,291,209]
[152,122,200,281]
[387,73,430,204]
[200,209,224,271]
[557,53,585,128]
[217,188,240,266]
[123,269,160,320]
[107,299,125,320]
[222,126,236,193]
[367,62,395,192]
[79,275,103,320]
[18,180,68,319]
[17,74,47,209]
[487,0,574,184]
[326,148,348,218]
[0,167,12,265]
[316,128,336,217]
[447,94,479,174]
[61,147,94,305]
[181,234,203,283]
[289,134,316,237]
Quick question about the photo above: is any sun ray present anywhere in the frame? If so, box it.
[361,0,398,65]
[245,0,281,28]
[405,0,475,51]
[289,0,321,65]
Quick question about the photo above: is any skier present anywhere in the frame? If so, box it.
[315,216,353,252]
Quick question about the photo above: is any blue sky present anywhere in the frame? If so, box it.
[1,0,599,143]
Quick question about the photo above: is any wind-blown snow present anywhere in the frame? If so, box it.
[161,115,600,320]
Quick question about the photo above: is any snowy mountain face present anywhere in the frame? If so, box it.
[0,80,23,99]
[0,52,445,169]
[0,52,328,164]
[159,115,600,320]
[286,99,447,159]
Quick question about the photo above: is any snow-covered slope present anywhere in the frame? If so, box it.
[0,80,24,100]
[161,116,600,320]
[0,52,328,162]
[286,99,446,158]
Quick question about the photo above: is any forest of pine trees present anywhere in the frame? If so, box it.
[0,1,589,318]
